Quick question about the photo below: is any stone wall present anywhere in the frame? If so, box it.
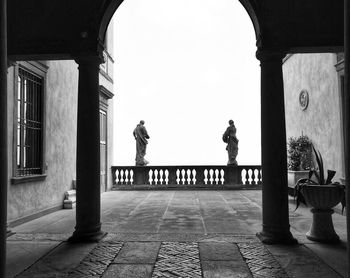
[283,53,344,181]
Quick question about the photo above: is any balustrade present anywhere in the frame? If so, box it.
[111,165,262,187]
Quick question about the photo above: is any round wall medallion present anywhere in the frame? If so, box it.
[299,90,309,110]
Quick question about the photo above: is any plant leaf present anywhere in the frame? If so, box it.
[339,184,346,214]
[294,179,311,211]
[312,145,324,184]
[318,150,325,184]
[326,170,336,184]
[311,169,320,184]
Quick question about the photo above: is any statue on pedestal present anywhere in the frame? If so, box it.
[222,120,239,166]
[133,120,150,166]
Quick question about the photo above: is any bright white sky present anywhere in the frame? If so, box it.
[112,0,261,166]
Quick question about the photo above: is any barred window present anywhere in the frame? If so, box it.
[16,68,43,176]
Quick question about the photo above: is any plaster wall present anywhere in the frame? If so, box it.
[283,53,344,181]
[106,95,114,191]
[7,60,78,222]
[101,19,114,191]
[99,72,114,191]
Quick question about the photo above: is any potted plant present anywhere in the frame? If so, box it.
[287,135,312,195]
[295,146,345,243]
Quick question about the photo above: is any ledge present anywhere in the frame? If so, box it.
[99,69,114,84]
[11,174,47,185]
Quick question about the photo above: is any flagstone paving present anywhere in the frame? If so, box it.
[6,190,347,277]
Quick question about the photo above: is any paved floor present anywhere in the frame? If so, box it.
[6,190,348,277]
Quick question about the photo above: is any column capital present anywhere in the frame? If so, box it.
[7,59,15,68]
[256,48,286,62]
[74,53,105,67]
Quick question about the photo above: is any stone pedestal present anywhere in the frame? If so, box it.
[225,166,241,185]
[306,208,339,243]
[133,167,149,185]
[256,51,297,245]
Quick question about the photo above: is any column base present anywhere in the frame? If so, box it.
[256,230,298,245]
[68,230,107,243]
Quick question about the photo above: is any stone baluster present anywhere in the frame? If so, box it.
[245,169,250,185]
[183,169,186,185]
[148,169,154,185]
[124,169,128,185]
[128,169,133,185]
[187,169,192,184]
[154,169,159,185]
[251,169,256,185]
[120,169,125,185]
[220,169,225,184]
[258,169,262,184]
[159,169,164,185]
[213,169,218,184]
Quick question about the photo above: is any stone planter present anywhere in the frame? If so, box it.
[301,184,344,243]
[288,170,309,195]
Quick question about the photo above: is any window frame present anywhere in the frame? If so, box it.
[11,61,48,184]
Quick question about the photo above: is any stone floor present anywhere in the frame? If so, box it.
[6,190,348,277]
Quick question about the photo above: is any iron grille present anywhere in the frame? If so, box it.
[16,68,43,176]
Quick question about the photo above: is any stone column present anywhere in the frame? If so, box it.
[69,55,106,242]
[0,0,7,275]
[256,51,297,244]
[344,0,350,275]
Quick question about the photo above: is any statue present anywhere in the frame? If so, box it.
[133,120,150,166]
[222,120,239,165]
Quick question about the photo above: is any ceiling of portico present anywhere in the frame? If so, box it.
[7,0,344,60]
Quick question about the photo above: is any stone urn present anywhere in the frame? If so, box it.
[301,184,345,243]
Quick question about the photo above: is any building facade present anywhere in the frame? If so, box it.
[6,22,115,225]
[283,53,345,181]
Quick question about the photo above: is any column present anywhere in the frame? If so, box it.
[0,0,7,275]
[344,1,350,276]
[256,50,297,244]
[69,55,106,242]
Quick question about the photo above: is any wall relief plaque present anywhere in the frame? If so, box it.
[299,89,309,110]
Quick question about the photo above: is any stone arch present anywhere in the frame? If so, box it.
[98,0,261,46]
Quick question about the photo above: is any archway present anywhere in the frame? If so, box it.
[90,0,296,246]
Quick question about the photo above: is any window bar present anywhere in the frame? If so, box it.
[20,73,24,176]
[29,73,33,172]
